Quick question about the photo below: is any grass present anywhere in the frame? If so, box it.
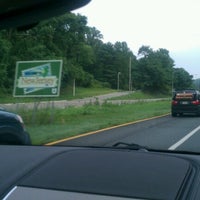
[110,91,171,100]
[0,87,115,103]
[0,88,171,145]
[60,86,116,100]
[22,100,171,145]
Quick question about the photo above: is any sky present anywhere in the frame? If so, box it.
[73,0,200,78]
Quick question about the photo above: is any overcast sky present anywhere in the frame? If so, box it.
[74,0,200,77]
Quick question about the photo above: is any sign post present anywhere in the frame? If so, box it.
[13,60,62,97]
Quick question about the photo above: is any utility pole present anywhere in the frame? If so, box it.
[172,68,174,97]
[117,72,121,91]
[129,56,132,91]
[73,79,76,96]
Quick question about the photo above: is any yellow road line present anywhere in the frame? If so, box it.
[45,113,170,146]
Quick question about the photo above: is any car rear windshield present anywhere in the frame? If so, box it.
[173,91,198,101]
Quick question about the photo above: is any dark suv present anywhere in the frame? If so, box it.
[171,89,200,116]
[0,109,31,145]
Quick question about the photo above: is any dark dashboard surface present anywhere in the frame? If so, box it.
[1,145,200,200]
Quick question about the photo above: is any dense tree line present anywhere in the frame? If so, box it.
[0,12,193,95]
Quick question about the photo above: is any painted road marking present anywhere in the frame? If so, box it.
[168,125,200,150]
[45,113,169,146]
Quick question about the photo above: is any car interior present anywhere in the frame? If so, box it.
[1,0,200,200]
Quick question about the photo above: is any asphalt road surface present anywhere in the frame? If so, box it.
[56,114,200,152]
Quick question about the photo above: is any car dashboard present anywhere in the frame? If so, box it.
[1,145,200,200]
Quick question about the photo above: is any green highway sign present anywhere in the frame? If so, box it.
[13,60,63,97]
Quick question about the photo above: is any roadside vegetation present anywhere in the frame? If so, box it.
[0,12,194,98]
[110,90,171,100]
[0,86,115,103]
[13,90,171,145]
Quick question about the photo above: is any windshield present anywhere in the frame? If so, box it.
[1,0,200,153]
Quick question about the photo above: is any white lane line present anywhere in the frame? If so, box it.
[168,125,200,150]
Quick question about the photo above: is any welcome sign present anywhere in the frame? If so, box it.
[13,60,62,97]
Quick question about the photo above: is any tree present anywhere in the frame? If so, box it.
[138,45,153,58]
[173,68,193,90]
[0,35,11,93]
[0,13,193,95]
[135,46,174,93]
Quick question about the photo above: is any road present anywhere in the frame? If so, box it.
[0,91,169,111]
[56,114,200,152]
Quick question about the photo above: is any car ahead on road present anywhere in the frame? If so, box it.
[171,89,200,117]
[0,108,31,145]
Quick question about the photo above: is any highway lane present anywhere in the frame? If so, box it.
[55,114,200,152]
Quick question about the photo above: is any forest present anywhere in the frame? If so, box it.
[0,12,194,95]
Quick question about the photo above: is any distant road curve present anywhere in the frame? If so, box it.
[0,91,169,111]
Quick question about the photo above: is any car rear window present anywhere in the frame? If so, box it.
[173,92,198,101]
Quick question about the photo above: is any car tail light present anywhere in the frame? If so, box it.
[172,100,178,105]
[192,100,200,105]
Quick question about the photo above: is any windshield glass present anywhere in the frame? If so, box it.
[1,0,200,153]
